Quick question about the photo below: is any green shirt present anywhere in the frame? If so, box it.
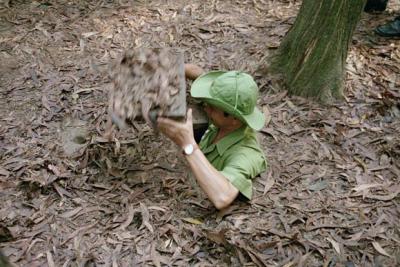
[199,124,267,199]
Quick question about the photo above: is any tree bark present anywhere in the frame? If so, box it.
[268,0,366,102]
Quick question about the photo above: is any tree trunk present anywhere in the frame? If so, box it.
[268,0,366,102]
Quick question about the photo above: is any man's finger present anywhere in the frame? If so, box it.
[157,120,171,131]
[186,108,193,124]
[157,117,177,126]
[157,121,175,134]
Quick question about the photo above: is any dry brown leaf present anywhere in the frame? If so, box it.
[352,183,382,193]
[0,181,14,192]
[182,218,203,225]
[348,231,364,241]
[151,242,161,267]
[119,205,135,230]
[41,95,52,111]
[366,189,400,201]
[60,207,82,218]
[61,222,97,245]
[203,229,228,245]
[372,241,391,258]
[283,261,296,267]
[53,183,73,198]
[260,170,275,196]
[140,203,154,233]
[297,252,312,267]
[263,105,272,127]
[327,237,340,254]
[46,251,55,267]
[0,168,10,177]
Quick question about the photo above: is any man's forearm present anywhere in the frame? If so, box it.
[185,147,239,209]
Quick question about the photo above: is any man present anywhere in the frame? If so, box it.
[157,65,267,210]
[364,0,400,37]
[364,0,388,13]
[375,16,400,37]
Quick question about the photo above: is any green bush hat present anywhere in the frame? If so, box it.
[191,71,265,131]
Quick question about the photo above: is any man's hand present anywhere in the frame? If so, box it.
[157,109,196,148]
[185,64,204,80]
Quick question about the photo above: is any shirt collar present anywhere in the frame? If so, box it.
[216,125,247,155]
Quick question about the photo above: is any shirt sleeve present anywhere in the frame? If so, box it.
[220,148,267,199]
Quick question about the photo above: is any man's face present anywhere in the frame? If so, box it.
[203,104,241,128]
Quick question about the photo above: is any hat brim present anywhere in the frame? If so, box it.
[191,71,266,131]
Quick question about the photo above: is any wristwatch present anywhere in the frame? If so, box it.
[183,144,197,155]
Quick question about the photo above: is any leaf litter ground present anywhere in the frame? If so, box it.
[0,0,399,266]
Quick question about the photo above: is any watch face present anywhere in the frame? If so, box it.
[184,144,194,155]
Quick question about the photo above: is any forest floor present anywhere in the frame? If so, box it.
[0,0,400,266]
